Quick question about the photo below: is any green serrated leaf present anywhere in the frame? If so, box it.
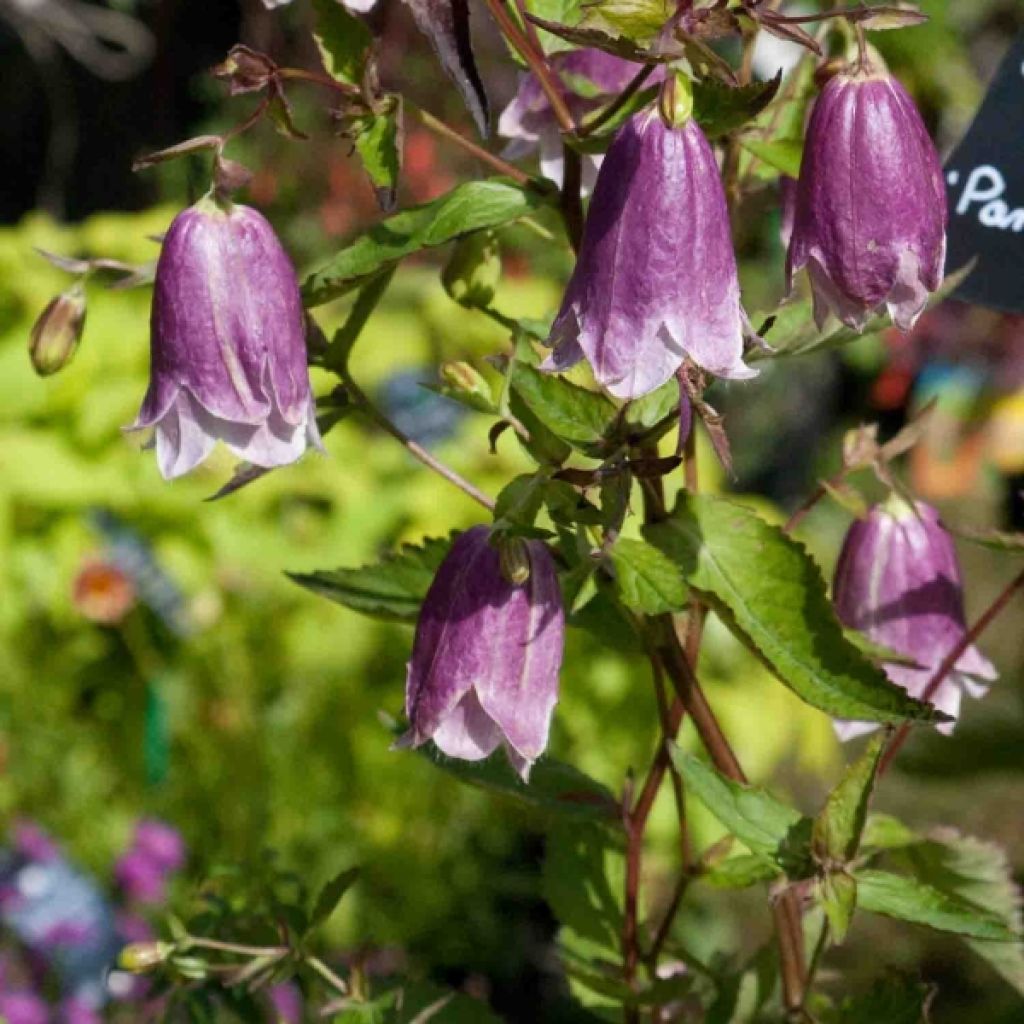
[526,14,663,62]
[861,813,920,851]
[645,495,942,724]
[287,535,451,623]
[303,180,552,305]
[415,742,619,821]
[856,869,1017,941]
[693,73,782,140]
[897,830,1024,993]
[311,0,372,85]
[669,746,813,875]
[309,866,360,931]
[509,361,618,453]
[608,538,687,615]
[739,137,802,179]
[813,734,885,865]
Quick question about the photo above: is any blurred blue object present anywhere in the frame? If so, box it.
[89,509,188,635]
[0,834,121,1008]
[378,369,466,449]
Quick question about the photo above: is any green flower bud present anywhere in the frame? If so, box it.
[442,231,501,309]
[497,536,531,585]
[118,941,173,972]
[29,286,86,376]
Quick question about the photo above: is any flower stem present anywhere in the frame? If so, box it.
[413,107,537,187]
[344,372,495,512]
[307,955,350,997]
[482,0,575,135]
[579,64,655,139]
[879,564,1024,775]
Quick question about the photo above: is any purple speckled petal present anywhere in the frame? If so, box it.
[831,498,996,739]
[403,526,564,779]
[547,112,753,398]
[787,70,947,331]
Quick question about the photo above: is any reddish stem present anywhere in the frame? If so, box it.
[879,565,1024,775]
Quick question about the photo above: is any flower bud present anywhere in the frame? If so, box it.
[831,496,996,740]
[118,941,173,972]
[128,196,322,479]
[442,231,501,308]
[400,526,564,781]
[786,65,947,331]
[543,111,756,399]
[29,286,86,376]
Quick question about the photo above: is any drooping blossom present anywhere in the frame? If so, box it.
[400,526,564,781]
[831,497,996,740]
[129,197,322,479]
[786,63,947,331]
[544,110,756,399]
[499,48,641,189]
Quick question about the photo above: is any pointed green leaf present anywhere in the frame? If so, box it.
[416,743,619,822]
[816,871,858,944]
[303,179,552,305]
[645,495,942,724]
[287,536,452,623]
[351,97,403,212]
[608,538,688,615]
[311,0,372,85]
[509,361,617,454]
[897,830,1024,994]
[700,854,781,890]
[693,73,782,140]
[855,869,1017,941]
[739,137,803,179]
[669,746,812,875]
[813,734,886,865]
[310,866,360,931]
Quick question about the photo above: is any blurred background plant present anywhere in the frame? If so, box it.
[0,1,1022,1021]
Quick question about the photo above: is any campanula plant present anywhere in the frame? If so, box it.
[27,2,1023,1021]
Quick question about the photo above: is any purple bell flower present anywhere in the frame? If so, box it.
[499,48,640,190]
[130,197,322,479]
[786,66,947,331]
[832,497,996,740]
[544,110,756,399]
[400,526,564,781]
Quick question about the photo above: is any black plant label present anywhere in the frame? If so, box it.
[945,33,1024,313]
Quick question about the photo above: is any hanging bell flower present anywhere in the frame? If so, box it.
[831,496,996,740]
[400,526,564,781]
[128,196,322,479]
[543,105,755,399]
[786,63,947,331]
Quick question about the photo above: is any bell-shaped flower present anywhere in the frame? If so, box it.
[786,65,947,331]
[499,48,640,189]
[544,109,756,399]
[832,497,996,740]
[400,526,564,781]
[129,197,322,479]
